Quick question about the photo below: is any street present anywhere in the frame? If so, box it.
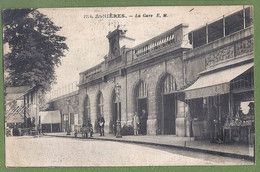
[5,136,253,167]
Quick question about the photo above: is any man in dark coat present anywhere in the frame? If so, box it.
[97,115,105,136]
[140,109,147,135]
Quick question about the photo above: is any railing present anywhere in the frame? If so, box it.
[131,31,176,59]
[134,33,175,57]
[231,79,253,90]
[189,6,253,49]
[5,103,31,120]
[46,81,79,101]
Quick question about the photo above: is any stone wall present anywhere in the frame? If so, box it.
[48,92,79,132]
[78,54,187,136]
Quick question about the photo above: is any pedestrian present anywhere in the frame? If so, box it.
[247,102,254,116]
[97,115,105,136]
[133,112,140,135]
[37,124,41,135]
[247,102,254,133]
[82,122,88,138]
[210,104,218,143]
[87,120,93,137]
[113,120,117,136]
[140,109,147,135]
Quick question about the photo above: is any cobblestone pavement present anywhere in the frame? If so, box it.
[5,136,253,167]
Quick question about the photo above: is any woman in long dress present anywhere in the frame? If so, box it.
[133,112,140,135]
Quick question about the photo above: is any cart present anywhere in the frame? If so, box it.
[74,124,93,138]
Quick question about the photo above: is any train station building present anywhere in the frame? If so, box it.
[48,7,254,142]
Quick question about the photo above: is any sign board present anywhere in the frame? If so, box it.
[63,114,68,121]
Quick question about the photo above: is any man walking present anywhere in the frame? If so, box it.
[97,115,105,136]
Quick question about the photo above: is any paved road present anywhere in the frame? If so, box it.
[5,136,253,167]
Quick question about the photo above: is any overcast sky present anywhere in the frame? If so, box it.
[38,6,244,89]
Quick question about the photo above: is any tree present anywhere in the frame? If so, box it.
[3,9,68,90]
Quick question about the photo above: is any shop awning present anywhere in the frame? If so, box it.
[39,110,61,124]
[185,62,253,99]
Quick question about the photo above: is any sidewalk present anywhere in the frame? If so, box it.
[44,132,254,161]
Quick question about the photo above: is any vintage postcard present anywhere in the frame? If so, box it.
[3,6,255,167]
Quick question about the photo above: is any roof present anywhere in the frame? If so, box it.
[6,86,31,94]
[5,86,31,101]
[5,94,24,101]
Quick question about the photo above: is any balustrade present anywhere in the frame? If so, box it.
[133,33,176,57]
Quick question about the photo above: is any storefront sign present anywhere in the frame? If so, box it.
[64,114,68,121]
[74,114,78,125]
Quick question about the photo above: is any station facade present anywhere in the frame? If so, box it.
[74,6,254,139]
[78,23,191,136]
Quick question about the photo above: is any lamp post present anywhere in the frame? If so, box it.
[115,83,122,138]
[66,99,71,135]
[33,104,39,137]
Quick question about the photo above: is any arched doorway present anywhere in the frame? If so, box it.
[159,73,177,135]
[135,80,148,135]
[83,95,90,125]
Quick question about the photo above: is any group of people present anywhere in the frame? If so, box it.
[80,115,105,138]
[93,110,148,136]
[133,109,147,135]
[209,102,255,143]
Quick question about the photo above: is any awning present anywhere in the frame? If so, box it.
[185,62,253,99]
[39,110,61,124]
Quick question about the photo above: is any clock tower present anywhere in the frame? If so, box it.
[106,26,135,61]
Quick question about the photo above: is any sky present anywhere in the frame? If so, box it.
[37,6,244,90]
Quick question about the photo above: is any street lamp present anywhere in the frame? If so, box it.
[33,103,39,137]
[115,83,122,138]
[66,99,71,135]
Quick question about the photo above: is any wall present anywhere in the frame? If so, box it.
[48,92,79,132]
[78,53,186,136]
[184,26,253,85]
[183,26,254,138]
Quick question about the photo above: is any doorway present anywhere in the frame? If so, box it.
[135,80,148,135]
[137,98,147,135]
[163,94,176,134]
[112,102,121,135]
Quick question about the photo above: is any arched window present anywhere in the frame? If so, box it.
[162,74,176,93]
[137,81,147,98]
[97,92,104,116]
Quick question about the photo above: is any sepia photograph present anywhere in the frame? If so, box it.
[3,6,255,167]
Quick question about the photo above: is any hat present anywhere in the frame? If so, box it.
[248,102,254,107]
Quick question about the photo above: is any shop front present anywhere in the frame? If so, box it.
[184,60,254,144]
[39,110,62,133]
